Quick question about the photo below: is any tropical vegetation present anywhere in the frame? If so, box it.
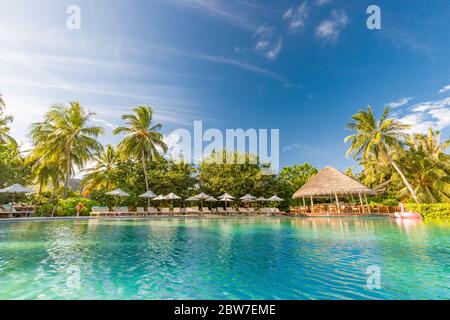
[0,95,449,218]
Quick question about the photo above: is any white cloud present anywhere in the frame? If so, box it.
[439,85,450,93]
[315,9,349,42]
[253,24,283,61]
[283,2,308,32]
[396,96,450,134]
[316,0,331,6]
[386,97,413,108]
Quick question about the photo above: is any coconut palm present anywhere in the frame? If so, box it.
[81,144,121,196]
[113,106,167,195]
[400,130,450,202]
[31,102,104,198]
[345,106,419,203]
[410,129,450,161]
[0,112,17,146]
[0,93,5,111]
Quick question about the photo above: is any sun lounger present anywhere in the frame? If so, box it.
[114,207,130,216]
[186,207,200,215]
[136,207,147,216]
[202,207,211,214]
[217,207,226,215]
[226,207,237,215]
[147,207,159,215]
[173,207,183,215]
[91,206,111,217]
[160,208,171,215]
[238,207,248,215]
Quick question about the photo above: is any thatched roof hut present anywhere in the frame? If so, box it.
[292,166,374,200]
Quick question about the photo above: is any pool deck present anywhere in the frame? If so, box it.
[0,214,397,223]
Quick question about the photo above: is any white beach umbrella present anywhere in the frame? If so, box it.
[139,190,157,199]
[164,193,181,200]
[218,193,235,200]
[106,188,130,197]
[268,195,284,202]
[164,193,181,209]
[256,196,268,202]
[139,190,157,208]
[206,196,218,202]
[240,194,257,202]
[219,194,234,208]
[106,188,129,207]
[185,196,198,202]
[153,194,166,201]
[195,192,210,208]
[0,184,34,194]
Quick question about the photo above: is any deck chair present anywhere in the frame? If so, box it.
[147,207,159,215]
[226,207,237,215]
[238,208,248,215]
[217,207,226,215]
[202,207,212,214]
[160,208,171,215]
[114,207,129,216]
[173,207,182,215]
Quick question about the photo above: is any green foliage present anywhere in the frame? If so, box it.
[406,203,450,219]
[30,101,104,198]
[55,197,99,217]
[0,143,29,187]
[368,197,399,206]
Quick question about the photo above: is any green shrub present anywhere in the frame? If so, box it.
[406,203,450,219]
[55,197,99,217]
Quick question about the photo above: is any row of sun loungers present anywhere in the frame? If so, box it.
[0,204,36,218]
[90,206,285,217]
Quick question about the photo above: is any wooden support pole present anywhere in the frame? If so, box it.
[335,192,340,213]
[364,193,371,213]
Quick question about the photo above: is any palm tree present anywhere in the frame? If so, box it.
[410,129,450,161]
[31,102,104,198]
[82,144,121,196]
[113,106,167,196]
[345,106,419,203]
[400,130,450,203]
[0,93,5,111]
[0,112,17,146]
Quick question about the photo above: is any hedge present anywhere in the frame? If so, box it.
[406,203,450,219]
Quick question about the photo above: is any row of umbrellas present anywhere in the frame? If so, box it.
[0,184,284,204]
[106,189,284,207]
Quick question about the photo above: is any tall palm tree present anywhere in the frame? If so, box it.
[400,130,450,203]
[0,112,17,146]
[0,93,5,111]
[82,144,121,196]
[345,106,419,203]
[31,102,104,198]
[113,106,167,195]
[410,129,450,161]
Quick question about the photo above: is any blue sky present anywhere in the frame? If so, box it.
[0,0,449,171]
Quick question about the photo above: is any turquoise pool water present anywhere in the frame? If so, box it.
[0,217,448,300]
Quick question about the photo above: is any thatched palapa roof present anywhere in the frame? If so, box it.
[292,166,374,199]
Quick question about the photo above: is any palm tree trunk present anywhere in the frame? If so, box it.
[63,148,71,199]
[141,150,150,207]
[389,158,419,203]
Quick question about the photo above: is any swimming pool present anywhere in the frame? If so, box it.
[0,217,448,299]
